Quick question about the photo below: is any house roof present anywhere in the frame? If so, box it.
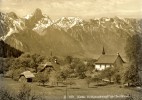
[20,71,35,78]
[39,62,53,72]
[95,54,124,64]
[45,62,52,66]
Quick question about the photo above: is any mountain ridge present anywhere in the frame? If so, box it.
[0,9,142,58]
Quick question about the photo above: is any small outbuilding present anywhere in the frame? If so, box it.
[19,71,35,82]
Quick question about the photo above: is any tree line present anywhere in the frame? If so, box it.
[0,40,23,58]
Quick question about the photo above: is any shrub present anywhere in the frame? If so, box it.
[0,84,45,100]
[0,87,16,100]
[17,84,31,100]
[86,76,92,88]
[36,72,49,86]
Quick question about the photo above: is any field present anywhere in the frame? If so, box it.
[0,75,142,100]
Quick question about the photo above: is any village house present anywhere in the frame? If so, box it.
[95,47,125,71]
[19,71,35,82]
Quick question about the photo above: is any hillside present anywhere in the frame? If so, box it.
[0,40,23,58]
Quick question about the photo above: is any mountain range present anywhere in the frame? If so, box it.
[0,8,142,58]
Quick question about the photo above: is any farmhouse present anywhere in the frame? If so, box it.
[95,48,125,71]
[39,62,54,72]
[19,71,35,82]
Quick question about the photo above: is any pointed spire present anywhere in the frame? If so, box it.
[34,8,42,16]
[102,46,105,55]
[117,52,120,56]
[50,51,52,57]
[32,8,43,19]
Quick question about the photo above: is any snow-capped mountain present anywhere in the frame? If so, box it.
[1,8,142,57]
[33,16,53,34]
[32,16,84,34]
[0,12,25,40]
[0,12,9,37]
[54,17,83,30]
[24,14,33,20]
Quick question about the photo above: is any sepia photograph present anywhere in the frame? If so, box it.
[0,0,142,100]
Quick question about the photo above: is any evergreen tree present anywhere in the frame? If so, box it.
[123,34,142,85]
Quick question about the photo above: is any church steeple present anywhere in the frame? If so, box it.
[50,51,52,57]
[102,46,105,55]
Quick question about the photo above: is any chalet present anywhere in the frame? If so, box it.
[19,71,35,82]
[95,47,125,71]
[39,62,54,72]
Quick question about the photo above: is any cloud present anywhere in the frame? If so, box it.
[0,0,141,19]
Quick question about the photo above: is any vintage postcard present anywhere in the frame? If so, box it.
[0,0,142,100]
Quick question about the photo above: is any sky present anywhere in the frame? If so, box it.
[0,0,142,19]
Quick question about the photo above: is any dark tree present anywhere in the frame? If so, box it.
[86,76,92,88]
[123,34,142,85]
[36,72,49,86]
[0,40,23,58]
[29,54,45,73]
[101,67,115,82]
[65,56,73,64]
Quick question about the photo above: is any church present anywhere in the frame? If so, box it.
[95,47,125,71]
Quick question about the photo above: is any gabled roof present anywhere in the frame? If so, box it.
[95,54,124,64]
[20,71,35,78]
[45,62,52,66]
[39,62,54,72]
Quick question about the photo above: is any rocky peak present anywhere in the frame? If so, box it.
[24,8,44,29]
[7,12,18,19]
[33,8,43,19]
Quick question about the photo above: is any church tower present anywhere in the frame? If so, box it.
[102,46,105,55]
